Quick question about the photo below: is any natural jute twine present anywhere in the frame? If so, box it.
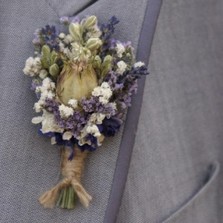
[39,147,92,208]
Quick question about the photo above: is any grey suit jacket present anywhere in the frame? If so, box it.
[0,0,222,222]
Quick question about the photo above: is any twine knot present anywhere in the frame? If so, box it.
[39,147,92,209]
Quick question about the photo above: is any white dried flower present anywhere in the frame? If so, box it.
[101,82,110,89]
[34,101,43,113]
[86,26,102,38]
[68,99,78,109]
[41,111,64,133]
[46,91,55,100]
[59,104,74,118]
[33,78,56,111]
[78,112,105,146]
[86,124,101,137]
[50,81,56,89]
[63,131,73,140]
[116,43,125,58]
[32,110,63,134]
[23,57,42,76]
[42,77,53,88]
[31,116,44,124]
[59,42,65,52]
[92,82,112,105]
[89,113,106,124]
[64,34,73,44]
[33,78,56,113]
[59,33,65,39]
[134,61,145,68]
[116,61,127,75]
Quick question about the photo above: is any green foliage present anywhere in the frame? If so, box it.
[40,45,60,79]
[50,50,58,65]
[69,23,82,42]
[49,64,59,79]
[93,55,102,70]
[92,55,113,82]
[41,45,51,69]
[101,55,113,78]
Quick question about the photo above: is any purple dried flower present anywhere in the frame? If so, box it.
[59,16,70,25]
[80,96,117,118]
[123,41,132,48]
[100,16,119,57]
[70,16,80,23]
[31,78,41,91]
[32,28,42,46]
[59,16,80,25]
[125,65,149,80]
[32,25,59,51]
[98,117,122,137]
[44,99,90,138]
[100,16,119,41]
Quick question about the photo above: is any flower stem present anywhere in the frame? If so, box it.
[39,147,91,209]
[56,186,77,209]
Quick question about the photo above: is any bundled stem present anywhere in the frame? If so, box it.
[39,147,92,209]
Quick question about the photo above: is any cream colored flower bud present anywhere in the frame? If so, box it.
[86,38,102,51]
[103,55,112,64]
[69,23,82,42]
[82,16,97,29]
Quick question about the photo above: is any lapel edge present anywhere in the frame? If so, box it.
[103,0,163,222]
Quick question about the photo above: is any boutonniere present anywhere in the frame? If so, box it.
[23,15,148,209]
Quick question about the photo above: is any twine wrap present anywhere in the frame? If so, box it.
[39,147,92,209]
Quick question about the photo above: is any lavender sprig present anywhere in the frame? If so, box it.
[33,25,59,51]
[100,16,119,57]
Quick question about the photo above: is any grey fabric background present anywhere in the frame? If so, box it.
[0,0,148,222]
[117,0,223,222]
[1,0,223,223]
